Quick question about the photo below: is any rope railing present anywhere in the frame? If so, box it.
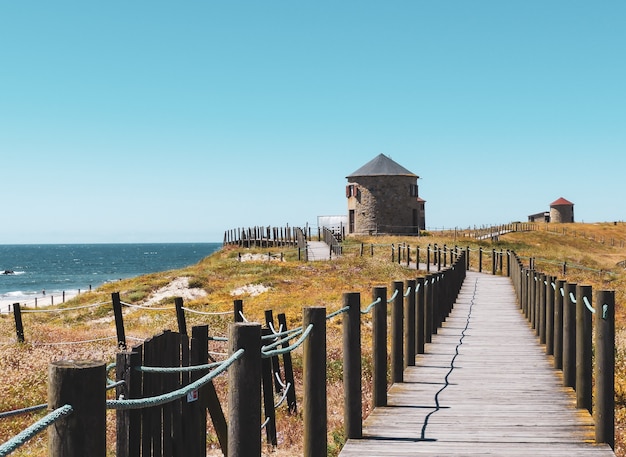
[136,360,225,373]
[326,306,349,320]
[120,301,175,311]
[0,404,47,420]
[20,302,106,313]
[261,324,313,358]
[181,307,231,316]
[260,326,301,341]
[387,289,399,303]
[360,297,382,315]
[107,348,244,410]
[0,404,73,456]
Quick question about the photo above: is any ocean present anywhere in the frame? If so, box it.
[0,243,221,305]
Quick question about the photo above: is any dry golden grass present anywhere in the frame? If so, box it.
[1,222,625,456]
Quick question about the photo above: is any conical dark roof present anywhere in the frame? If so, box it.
[346,154,417,178]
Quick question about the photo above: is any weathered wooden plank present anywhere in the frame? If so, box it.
[339,272,615,456]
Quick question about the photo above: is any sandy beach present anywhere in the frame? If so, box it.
[0,290,82,314]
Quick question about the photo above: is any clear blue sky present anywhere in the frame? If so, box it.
[2,1,624,243]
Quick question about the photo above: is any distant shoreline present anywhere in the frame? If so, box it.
[0,289,83,314]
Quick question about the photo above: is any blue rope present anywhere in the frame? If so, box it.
[360,297,381,315]
[326,306,349,320]
[0,404,47,420]
[261,324,313,358]
[136,361,224,373]
[106,349,244,410]
[261,327,304,352]
[0,404,73,456]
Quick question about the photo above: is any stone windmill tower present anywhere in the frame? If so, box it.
[345,154,425,235]
[550,197,574,223]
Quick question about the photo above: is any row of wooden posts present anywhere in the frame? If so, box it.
[223,225,309,248]
[33,250,468,456]
[509,252,615,448]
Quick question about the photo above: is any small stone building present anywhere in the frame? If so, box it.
[527,197,574,223]
[550,197,574,223]
[346,154,425,235]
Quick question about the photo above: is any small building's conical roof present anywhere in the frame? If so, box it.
[550,197,574,207]
[347,153,417,178]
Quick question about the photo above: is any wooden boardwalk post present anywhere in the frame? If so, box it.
[372,286,387,407]
[48,360,106,457]
[343,292,362,439]
[563,282,577,388]
[595,290,615,448]
[303,306,327,457]
[416,277,425,354]
[228,322,261,457]
[391,281,404,383]
[545,275,555,355]
[575,284,593,412]
[404,279,417,367]
[554,279,566,369]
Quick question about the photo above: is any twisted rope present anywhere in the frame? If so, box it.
[21,302,106,313]
[326,306,349,320]
[120,301,175,311]
[33,336,117,346]
[136,360,225,373]
[181,307,231,316]
[360,297,381,315]
[0,404,47,420]
[106,349,243,410]
[261,324,313,358]
[0,404,73,456]
[261,327,304,352]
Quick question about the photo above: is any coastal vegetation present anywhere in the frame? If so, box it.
[1,222,625,456]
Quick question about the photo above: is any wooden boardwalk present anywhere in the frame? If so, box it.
[339,271,616,456]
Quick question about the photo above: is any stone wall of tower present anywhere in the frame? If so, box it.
[550,205,574,223]
[348,175,420,234]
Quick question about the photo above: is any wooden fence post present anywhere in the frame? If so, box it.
[12,303,24,343]
[303,306,326,457]
[405,279,417,367]
[372,286,387,407]
[537,273,546,344]
[553,279,565,370]
[391,281,404,383]
[228,322,261,457]
[478,248,483,273]
[416,277,425,354]
[175,297,187,335]
[576,284,593,412]
[545,275,555,356]
[343,293,362,439]
[595,290,615,447]
[112,292,126,349]
[261,328,278,447]
[277,313,297,414]
[264,310,282,393]
[563,283,577,388]
[425,276,433,344]
[116,351,141,457]
[233,299,243,322]
[48,360,106,457]
[193,325,226,455]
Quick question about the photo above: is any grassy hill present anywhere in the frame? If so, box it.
[1,222,625,456]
